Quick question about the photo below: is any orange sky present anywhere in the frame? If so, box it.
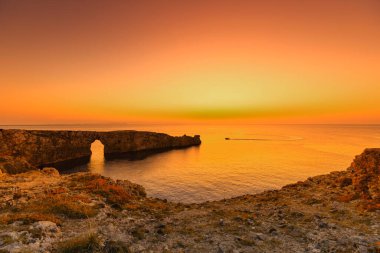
[1,0,380,124]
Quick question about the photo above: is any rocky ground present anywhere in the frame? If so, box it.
[0,149,379,253]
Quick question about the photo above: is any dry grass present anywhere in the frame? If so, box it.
[55,233,102,253]
[71,194,93,204]
[123,203,140,210]
[131,227,146,240]
[0,234,15,246]
[0,213,61,225]
[0,193,98,226]
[336,193,359,203]
[43,194,97,218]
[124,199,171,213]
[143,200,169,210]
[86,178,131,205]
[358,200,380,212]
[55,233,130,253]
[0,173,138,228]
[103,240,130,253]
[45,187,68,195]
[374,242,380,252]
[71,174,134,208]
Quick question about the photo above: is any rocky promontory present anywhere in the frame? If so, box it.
[0,129,201,174]
[0,149,379,252]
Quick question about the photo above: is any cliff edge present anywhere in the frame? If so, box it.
[0,149,379,252]
[0,129,201,174]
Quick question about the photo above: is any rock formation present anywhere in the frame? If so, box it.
[0,149,379,252]
[0,129,201,174]
[346,148,380,211]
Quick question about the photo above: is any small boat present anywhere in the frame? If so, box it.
[225,137,230,140]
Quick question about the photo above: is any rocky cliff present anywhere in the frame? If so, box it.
[0,129,201,174]
[348,148,380,210]
[0,149,379,252]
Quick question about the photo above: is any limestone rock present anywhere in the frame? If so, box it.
[30,221,60,234]
[0,129,201,174]
[0,149,379,252]
[349,148,380,201]
[41,167,60,177]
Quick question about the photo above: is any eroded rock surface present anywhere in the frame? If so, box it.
[350,148,380,202]
[0,129,201,174]
[0,149,379,252]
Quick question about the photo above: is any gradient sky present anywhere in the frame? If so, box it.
[1,0,380,124]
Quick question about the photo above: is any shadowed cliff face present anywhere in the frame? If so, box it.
[0,129,201,174]
[349,148,380,202]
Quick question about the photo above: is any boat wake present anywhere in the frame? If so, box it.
[225,136,304,141]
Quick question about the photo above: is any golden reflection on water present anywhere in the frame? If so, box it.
[88,140,105,174]
[81,124,380,203]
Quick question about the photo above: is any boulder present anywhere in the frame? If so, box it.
[349,148,380,201]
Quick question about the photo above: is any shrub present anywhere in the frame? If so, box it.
[3,194,98,223]
[45,195,97,219]
[69,173,146,208]
[55,233,102,253]
[0,213,61,225]
[103,240,130,253]
[336,193,358,203]
[84,178,132,206]
[131,227,145,240]
[55,234,131,253]
[358,200,380,212]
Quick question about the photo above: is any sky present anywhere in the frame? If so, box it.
[0,0,380,124]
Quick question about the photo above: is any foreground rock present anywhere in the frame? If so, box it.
[0,129,201,174]
[0,150,379,252]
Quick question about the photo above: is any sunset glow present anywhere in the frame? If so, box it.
[1,0,380,124]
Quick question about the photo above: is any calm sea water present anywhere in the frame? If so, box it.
[3,124,380,203]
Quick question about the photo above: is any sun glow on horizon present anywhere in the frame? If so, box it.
[1,0,380,124]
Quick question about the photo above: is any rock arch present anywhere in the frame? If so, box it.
[0,129,201,174]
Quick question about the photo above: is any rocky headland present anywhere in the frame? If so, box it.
[0,129,201,174]
[0,146,379,252]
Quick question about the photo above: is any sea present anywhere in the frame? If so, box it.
[2,124,380,203]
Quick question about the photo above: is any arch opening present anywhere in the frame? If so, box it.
[88,140,105,173]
